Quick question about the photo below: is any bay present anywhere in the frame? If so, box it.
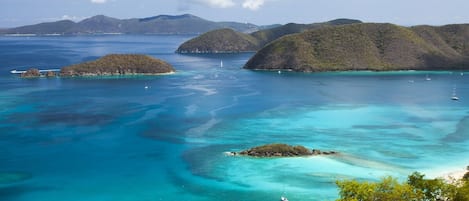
[0,35,468,201]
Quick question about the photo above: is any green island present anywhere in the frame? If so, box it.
[244,23,469,72]
[18,54,175,78]
[176,19,361,54]
[235,143,337,157]
[59,54,175,76]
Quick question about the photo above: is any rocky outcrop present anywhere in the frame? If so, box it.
[45,71,56,77]
[237,143,337,157]
[60,54,175,76]
[20,68,41,78]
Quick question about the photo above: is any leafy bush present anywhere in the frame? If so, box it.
[336,171,469,201]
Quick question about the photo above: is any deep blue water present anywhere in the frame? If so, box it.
[0,35,468,201]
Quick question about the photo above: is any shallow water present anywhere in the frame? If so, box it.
[0,35,468,201]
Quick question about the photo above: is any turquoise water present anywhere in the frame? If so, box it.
[0,35,468,201]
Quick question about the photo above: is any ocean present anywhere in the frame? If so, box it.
[0,35,468,201]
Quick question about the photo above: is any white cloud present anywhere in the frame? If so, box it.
[242,0,265,10]
[91,0,107,4]
[197,0,235,8]
[61,15,87,21]
[181,0,269,10]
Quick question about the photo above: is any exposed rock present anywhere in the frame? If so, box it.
[20,68,41,78]
[45,71,56,77]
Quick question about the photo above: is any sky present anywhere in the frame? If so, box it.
[1,0,469,28]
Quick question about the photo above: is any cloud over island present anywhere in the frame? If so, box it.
[242,0,265,10]
[91,0,107,4]
[183,0,268,10]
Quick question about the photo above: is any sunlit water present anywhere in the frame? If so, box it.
[0,35,468,201]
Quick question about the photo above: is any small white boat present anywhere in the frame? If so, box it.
[10,69,26,74]
[144,85,149,89]
[425,74,431,81]
[278,70,282,74]
[280,196,289,201]
[220,60,223,68]
[451,87,459,101]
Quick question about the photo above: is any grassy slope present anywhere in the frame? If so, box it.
[244,23,469,71]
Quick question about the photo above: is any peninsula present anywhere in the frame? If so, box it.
[176,28,259,53]
[60,54,175,76]
[235,143,337,157]
[176,19,362,54]
[244,23,469,72]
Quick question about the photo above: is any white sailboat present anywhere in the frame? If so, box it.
[425,74,431,81]
[220,60,223,68]
[451,87,459,101]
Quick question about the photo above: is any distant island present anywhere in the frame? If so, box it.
[0,14,274,35]
[60,54,175,76]
[176,28,260,53]
[233,143,337,157]
[244,23,469,72]
[176,19,362,54]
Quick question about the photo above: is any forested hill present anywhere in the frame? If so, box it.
[244,23,469,72]
[176,18,362,53]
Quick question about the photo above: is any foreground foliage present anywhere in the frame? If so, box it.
[336,172,469,201]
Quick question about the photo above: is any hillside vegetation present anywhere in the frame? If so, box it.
[176,28,260,53]
[176,19,362,53]
[60,54,174,76]
[244,23,469,72]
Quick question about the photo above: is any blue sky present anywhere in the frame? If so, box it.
[1,0,469,28]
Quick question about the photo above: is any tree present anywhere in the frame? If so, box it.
[408,172,457,201]
[336,171,469,201]
[336,177,422,201]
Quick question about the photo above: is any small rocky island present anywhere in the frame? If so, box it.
[60,54,175,76]
[235,143,337,157]
[20,68,57,78]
